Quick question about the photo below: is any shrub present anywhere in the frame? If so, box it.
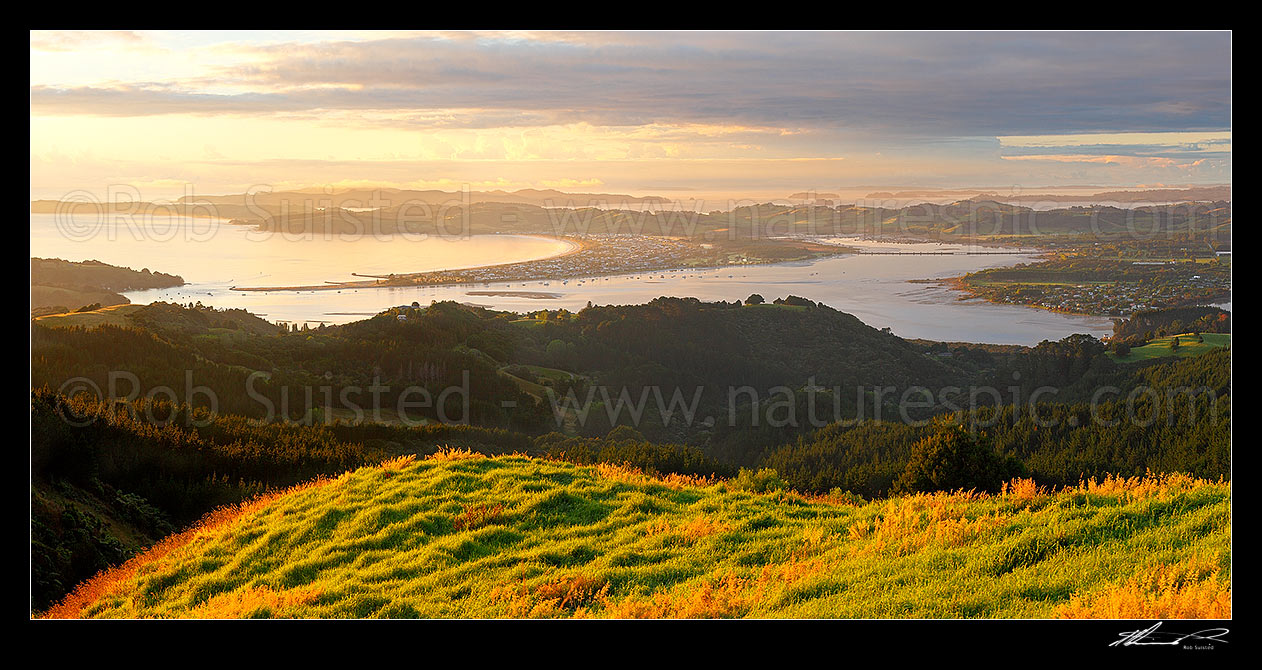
[731,468,788,494]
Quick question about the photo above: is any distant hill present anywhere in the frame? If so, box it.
[31,258,183,292]
[35,191,1231,244]
[994,186,1231,204]
[42,451,1230,619]
[863,185,1231,204]
[174,187,673,209]
[30,258,183,316]
[31,188,671,220]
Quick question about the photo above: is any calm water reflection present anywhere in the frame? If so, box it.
[33,214,1116,345]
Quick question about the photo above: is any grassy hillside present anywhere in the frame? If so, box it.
[1109,332,1231,363]
[30,285,131,315]
[32,303,144,328]
[32,301,279,334]
[44,452,1230,619]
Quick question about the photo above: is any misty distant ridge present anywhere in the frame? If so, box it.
[30,185,1231,229]
[171,187,673,209]
[32,185,1229,214]
[858,185,1230,205]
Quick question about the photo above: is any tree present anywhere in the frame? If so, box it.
[893,420,1024,494]
[1112,340,1131,357]
[1170,336,1181,351]
[744,294,765,305]
[606,425,647,442]
[546,339,569,362]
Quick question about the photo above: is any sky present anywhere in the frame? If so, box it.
[30,30,1231,203]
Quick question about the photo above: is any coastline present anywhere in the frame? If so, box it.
[116,237,1122,343]
[232,234,587,292]
[31,202,236,221]
[941,276,1115,318]
[349,234,586,279]
[231,235,845,293]
[943,269,1231,320]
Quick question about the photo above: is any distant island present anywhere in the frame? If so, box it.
[861,185,1231,204]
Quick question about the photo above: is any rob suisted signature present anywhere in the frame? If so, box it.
[1111,622,1230,648]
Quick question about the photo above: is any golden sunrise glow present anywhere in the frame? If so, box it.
[30,30,1231,200]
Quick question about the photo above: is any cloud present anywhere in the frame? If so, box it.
[539,177,605,188]
[29,31,1233,194]
[30,30,145,52]
[1000,154,1209,169]
[31,31,1231,139]
[998,131,1231,149]
[994,129,1231,175]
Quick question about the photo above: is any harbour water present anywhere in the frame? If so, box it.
[32,213,1116,345]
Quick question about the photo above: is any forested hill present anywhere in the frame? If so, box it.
[32,296,1227,488]
[31,297,1197,440]
[30,257,185,316]
[32,297,981,439]
[31,257,183,291]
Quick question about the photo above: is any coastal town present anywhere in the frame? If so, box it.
[952,257,1231,316]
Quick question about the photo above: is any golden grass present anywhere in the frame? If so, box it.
[589,461,718,490]
[41,456,1230,620]
[845,491,1006,558]
[32,303,141,328]
[454,503,505,531]
[426,447,485,462]
[1076,471,1220,502]
[380,454,418,469]
[599,573,760,619]
[1002,477,1045,501]
[183,585,324,619]
[1055,555,1231,619]
[598,561,829,619]
[494,574,612,618]
[41,475,342,620]
[643,516,732,542]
